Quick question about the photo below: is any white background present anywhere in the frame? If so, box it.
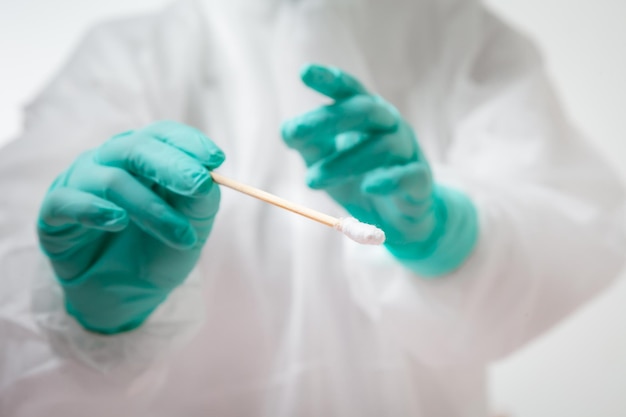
[1,1,625,416]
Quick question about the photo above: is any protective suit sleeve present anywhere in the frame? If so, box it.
[346,7,626,366]
[0,3,209,376]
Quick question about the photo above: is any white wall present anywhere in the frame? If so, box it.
[1,1,625,416]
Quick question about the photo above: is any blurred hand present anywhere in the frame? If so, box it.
[282,64,478,276]
[281,63,437,246]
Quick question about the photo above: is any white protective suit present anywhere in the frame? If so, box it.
[0,0,625,416]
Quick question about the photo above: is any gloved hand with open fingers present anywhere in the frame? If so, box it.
[37,120,224,334]
[281,64,478,277]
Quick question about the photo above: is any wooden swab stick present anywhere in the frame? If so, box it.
[210,171,386,245]
[210,171,336,227]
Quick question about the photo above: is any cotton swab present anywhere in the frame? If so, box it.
[209,171,386,245]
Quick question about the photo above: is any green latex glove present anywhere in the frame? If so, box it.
[37,121,224,334]
[281,64,478,277]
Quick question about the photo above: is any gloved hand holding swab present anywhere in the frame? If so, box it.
[210,172,385,245]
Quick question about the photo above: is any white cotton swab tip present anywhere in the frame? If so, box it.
[334,217,386,245]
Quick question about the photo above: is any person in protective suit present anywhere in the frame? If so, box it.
[0,0,624,416]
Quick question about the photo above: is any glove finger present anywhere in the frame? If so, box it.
[282,94,396,144]
[142,120,225,168]
[306,131,416,189]
[363,163,436,242]
[39,187,129,232]
[335,131,367,151]
[361,162,432,197]
[95,131,215,197]
[72,165,198,249]
[281,95,397,165]
[300,63,369,100]
[366,165,434,222]
[144,121,225,226]
[37,187,129,266]
[160,181,221,243]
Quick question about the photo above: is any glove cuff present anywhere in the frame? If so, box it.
[64,298,156,335]
[385,185,479,277]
